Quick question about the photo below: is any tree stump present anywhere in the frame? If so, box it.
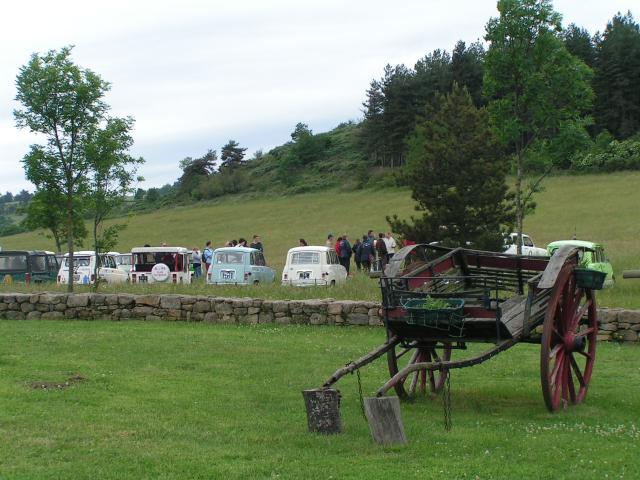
[364,396,407,445]
[302,388,342,434]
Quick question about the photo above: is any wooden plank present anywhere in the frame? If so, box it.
[303,389,342,434]
[364,397,407,445]
[538,245,577,289]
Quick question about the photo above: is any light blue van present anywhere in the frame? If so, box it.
[206,247,275,285]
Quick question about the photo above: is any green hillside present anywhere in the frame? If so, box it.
[1,172,639,307]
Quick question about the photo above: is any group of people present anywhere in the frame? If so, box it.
[191,235,264,279]
[326,231,397,274]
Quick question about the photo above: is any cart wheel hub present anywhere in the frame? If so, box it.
[563,333,585,353]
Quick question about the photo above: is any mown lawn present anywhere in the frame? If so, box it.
[0,320,638,479]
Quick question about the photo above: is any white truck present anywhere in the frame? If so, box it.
[503,233,548,257]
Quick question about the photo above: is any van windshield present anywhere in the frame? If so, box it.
[0,254,28,271]
[291,252,320,264]
[64,256,91,267]
[118,255,132,266]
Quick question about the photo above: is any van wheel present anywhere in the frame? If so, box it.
[330,280,336,287]
[253,280,259,285]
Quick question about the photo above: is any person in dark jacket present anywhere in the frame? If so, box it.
[338,234,352,274]
[375,232,388,269]
[352,238,362,270]
[358,235,374,272]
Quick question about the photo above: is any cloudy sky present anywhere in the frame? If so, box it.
[0,0,635,193]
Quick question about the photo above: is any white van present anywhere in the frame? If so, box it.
[282,246,347,286]
[57,251,128,285]
[129,246,192,284]
[109,251,132,274]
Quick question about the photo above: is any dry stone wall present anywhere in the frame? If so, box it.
[0,293,637,342]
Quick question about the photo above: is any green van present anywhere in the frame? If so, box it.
[546,240,615,288]
[0,250,59,284]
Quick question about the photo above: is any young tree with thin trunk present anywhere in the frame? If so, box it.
[15,47,109,291]
[484,0,593,254]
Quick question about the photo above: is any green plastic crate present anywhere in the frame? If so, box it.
[401,298,465,327]
[574,268,606,290]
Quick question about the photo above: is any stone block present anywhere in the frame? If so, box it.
[41,311,64,320]
[26,311,42,320]
[309,313,327,325]
[347,313,369,325]
[67,294,90,307]
[193,300,212,313]
[20,303,35,313]
[160,295,182,310]
[272,301,289,314]
[292,314,306,324]
[275,316,291,325]
[14,294,30,304]
[146,315,162,322]
[614,330,638,342]
[248,307,260,315]
[618,310,640,325]
[54,304,67,312]
[258,312,273,324]
[289,302,304,314]
[599,323,617,331]
[40,293,65,304]
[215,303,233,315]
[105,295,120,305]
[5,311,25,320]
[90,294,106,305]
[327,303,343,315]
[136,295,160,307]
[118,294,135,306]
[597,308,619,324]
[204,312,218,322]
[132,306,153,317]
[233,307,248,316]
[29,294,40,304]
[246,314,259,324]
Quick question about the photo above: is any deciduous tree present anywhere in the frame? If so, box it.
[484,0,593,253]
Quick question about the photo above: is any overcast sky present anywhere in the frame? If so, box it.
[0,0,635,193]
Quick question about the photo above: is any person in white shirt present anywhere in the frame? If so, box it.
[384,232,397,261]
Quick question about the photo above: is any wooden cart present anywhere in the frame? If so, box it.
[321,243,602,412]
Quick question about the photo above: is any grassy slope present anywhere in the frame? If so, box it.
[1,172,639,307]
[0,321,638,479]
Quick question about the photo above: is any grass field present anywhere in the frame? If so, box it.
[0,320,638,479]
[1,172,639,307]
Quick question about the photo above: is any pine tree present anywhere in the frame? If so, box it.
[593,12,640,139]
[220,140,247,169]
[387,84,513,251]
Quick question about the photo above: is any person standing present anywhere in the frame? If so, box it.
[203,241,214,275]
[352,238,362,270]
[339,234,352,274]
[192,247,202,279]
[376,232,388,269]
[326,234,334,248]
[384,232,397,262]
[359,235,374,272]
[299,238,308,246]
[250,235,263,252]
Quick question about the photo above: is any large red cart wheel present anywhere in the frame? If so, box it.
[540,263,597,412]
[387,340,452,398]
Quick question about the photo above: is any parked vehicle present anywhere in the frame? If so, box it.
[57,251,128,285]
[129,247,192,284]
[0,250,59,284]
[282,246,346,286]
[547,240,614,287]
[503,233,548,256]
[110,252,132,274]
[207,247,275,285]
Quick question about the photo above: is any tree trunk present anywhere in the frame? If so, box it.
[93,218,99,292]
[515,151,524,256]
[66,193,74,293]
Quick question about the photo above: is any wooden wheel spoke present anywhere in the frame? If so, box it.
[548,343,562,360]
[567,359,576,403]
[569,354,586,387]
[570,299,592,331]
[395,347,413,361]
[550,350,565,387]
[576,349,592,360]
[575,327,596,339]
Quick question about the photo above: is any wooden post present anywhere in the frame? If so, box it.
[302,389,342,434]
[363,397,407,445]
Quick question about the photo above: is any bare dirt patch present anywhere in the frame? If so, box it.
[28,375,86,390]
